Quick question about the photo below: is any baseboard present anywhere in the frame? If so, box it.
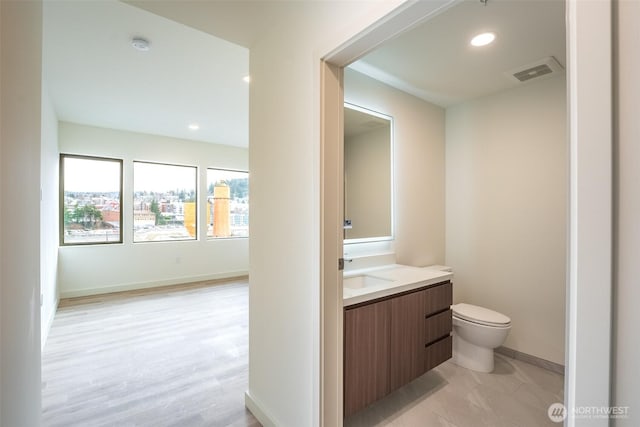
[41,297,59,350]
[245,391,279,427]
[59,270,249,299]
[496,346,565,375]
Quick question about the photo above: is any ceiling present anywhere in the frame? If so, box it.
[43,0,565,149]
[350,0,566,107]
[43,0,249,147]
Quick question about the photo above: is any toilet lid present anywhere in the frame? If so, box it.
[452,303,511,327]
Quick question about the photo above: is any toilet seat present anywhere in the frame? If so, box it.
[452,303,511,327]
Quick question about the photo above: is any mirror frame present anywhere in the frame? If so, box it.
[343,102,394,244]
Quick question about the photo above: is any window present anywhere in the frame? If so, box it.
[133,162,197,242]
[207,169,249,238]
[60,154,123,245]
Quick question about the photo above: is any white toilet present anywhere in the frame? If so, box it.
[451,303,511,373]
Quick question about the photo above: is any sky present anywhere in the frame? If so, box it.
[133,162,196,193]
[64,157,121,192]
[207,169,247,186]
[63,157,246,193]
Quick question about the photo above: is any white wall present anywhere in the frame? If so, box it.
[344,69,446,266]
[344,126,391,239]
[0,1,43,425]
[41,84,59,347]
[446,76,567,365]
[613,0,640,422]
[58,122,249,297]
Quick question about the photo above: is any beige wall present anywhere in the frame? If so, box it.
[446,76,567,365]
[613,0,640,422]
[344,68,446,266]
[0,1,43,425]
[344,126,391,240]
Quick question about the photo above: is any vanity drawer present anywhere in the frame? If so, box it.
[425,335,452,372]
[424,281,452,317]
[425,309,452,345]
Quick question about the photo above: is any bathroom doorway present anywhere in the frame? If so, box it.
[320,1,613,425]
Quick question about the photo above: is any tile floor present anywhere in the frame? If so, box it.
[345,354,564,427]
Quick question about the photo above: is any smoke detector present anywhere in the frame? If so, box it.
[131,37,151,52]
[505,56,564,83]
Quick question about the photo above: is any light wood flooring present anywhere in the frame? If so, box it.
[41,278,260,427]
[43,278,563,427]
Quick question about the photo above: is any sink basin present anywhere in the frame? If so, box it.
[344,274,393,289]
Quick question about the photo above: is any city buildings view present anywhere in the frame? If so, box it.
[61,156,248,244]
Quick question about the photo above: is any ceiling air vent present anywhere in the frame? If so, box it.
[506,57,564,83]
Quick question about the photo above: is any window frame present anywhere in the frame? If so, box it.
[59,153,124,246]
[132,160,199,244]
[206,167,249,240]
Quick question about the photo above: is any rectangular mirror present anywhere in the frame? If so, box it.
[344,103,393,242]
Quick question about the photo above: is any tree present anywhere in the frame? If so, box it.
[70,204,103,229]
[63,207,72,225]
[228,178,248,199]
[150,199,165,225]
[84,205,103,227]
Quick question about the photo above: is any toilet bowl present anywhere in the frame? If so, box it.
[451,303,511,373]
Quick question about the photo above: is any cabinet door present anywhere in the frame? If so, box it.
[344,300,390,417]
[389,289,426,391]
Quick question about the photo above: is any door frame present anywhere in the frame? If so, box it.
[319,1,612,426]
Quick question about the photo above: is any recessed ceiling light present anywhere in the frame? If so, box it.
[470,32,496,47]
[131,37,151,52]
[243,75,251,83]
[188,123,200,131]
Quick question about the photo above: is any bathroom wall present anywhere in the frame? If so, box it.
[446,76,567,365]
[58,122,249,297]
[344,68,446,266]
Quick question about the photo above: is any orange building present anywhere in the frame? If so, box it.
[213,182,230,237]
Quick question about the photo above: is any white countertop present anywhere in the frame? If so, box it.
[343,264,453,307]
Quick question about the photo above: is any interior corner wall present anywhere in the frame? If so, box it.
[344,69,446,266]
[57,122,249,297]
[445,76,567,365]
[41,85,59,348]
[613,0,640,422]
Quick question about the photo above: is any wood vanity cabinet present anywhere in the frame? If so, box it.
[343,299,391,416]
[344,281,452,417]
